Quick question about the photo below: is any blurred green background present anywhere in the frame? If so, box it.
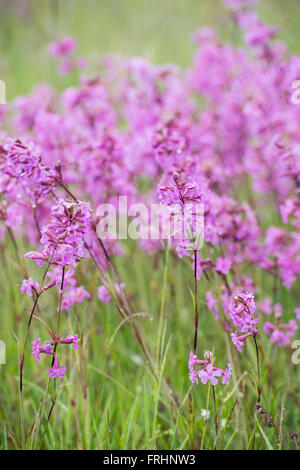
[1,0,300,98]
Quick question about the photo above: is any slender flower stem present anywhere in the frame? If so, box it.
[192,250,198,447]
[19,295,40,394]
[34,266,65,449]
[156,241,170,366]
[253,334,261,402]
[19,250,55,394]
[19,389,24,449]
[193,250,198,353]
[51,266,65,389]
[239,297,262,402]
[33,206,42,239]
[55,267,65,338]
[212,386,218,438]
[19,250,55,449]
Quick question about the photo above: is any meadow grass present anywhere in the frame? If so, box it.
[0,231,299,449]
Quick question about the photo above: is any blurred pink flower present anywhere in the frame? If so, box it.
[20,278,39,296]
[47,357,67,379]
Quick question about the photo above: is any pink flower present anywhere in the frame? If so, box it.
[31,332,78,376]
[280,199,295,224]
[31,338,52,361]
[47,266,77,292]
[2,139,55,204]
[31,338,42,361]
[25,199,92,267]
[198,364,223,386]
[188,351,200,384]
[228,292,259,333]
[59,334,80,350]
[20,278,39,296]
[48,37,76,57]
[188,351,232,386]
[263,320,297,346]
[231,331,252,352]
[46,357,67,379]
[97,284,112,304]
[245,23,277,48]
[222,364,232,385]
[215,257,231,275]
[157,173,204,256]
[158,174,203,208]
[295,308,300,320]
[61,286,91,311]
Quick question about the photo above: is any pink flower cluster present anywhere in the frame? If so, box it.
[48,36,86,76]
[189,351,232,386]
[157,173,204,256]
[20,278,39,297]
[25,199,92,267]
[31,333,79,378]
[264,320,297,346]
[229,292,260,352]
[0,0,299,389]
[258,297,298,346]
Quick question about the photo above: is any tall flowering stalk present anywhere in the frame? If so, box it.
[20,198,91,386]
[229,292,261,401]
[189,350,232,436]
[18,198,91,446]
[158,172,203,352]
